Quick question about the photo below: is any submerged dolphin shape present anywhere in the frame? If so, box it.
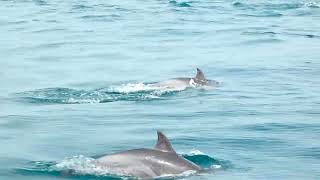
[151,68,218,90]
[94,131,202,179]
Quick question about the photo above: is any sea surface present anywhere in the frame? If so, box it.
[1,0,320,179]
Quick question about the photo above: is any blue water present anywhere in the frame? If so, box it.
[1,0,320,179]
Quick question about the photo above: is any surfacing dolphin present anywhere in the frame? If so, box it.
[94,131,203,179]
[151,68,218,90]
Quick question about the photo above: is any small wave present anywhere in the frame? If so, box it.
[15,151,226,179]
[182,150,231,170]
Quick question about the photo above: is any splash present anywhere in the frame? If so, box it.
[52,155,98,175]
[14,82,190,104]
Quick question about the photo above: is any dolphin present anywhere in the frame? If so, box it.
[94,131,202,179]
[151,68,218,90]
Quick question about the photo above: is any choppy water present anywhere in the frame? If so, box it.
[1,0,320,179]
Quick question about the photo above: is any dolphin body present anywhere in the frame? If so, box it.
[150,68,218,90]
[94,131,202,179]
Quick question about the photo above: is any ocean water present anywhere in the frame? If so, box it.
[1,0,320,179]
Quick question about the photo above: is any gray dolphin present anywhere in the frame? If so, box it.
[94,131,202,179]
[151,68,218,90]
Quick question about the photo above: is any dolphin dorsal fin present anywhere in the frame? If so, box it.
[155,131,175,153]
[195,68,206,81]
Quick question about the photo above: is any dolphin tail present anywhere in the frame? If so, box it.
[155,131,176,153]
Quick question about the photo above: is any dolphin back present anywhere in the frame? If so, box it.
[94,131,202,179]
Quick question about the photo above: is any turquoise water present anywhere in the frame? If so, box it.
[1,0,320,179]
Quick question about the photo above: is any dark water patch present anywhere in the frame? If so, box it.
[169,1,192,7]
[70,4,130,14]
[296,109,320,116]
[158,28,204,36]
[80,14,121,22]
[292,10,314,16]
[115,7,135,13]
[285,32,320,39]
[32,0,48,6]
[232,2,302,11]
[232,2,254,10]
[240,11,283,17]
[183,153,232,170]
[242,31,277,37]
[37,42,68,48]
[298,147,320,159]
[45,19,59,23]
[241,38,283,45]
[242,123,320,133]
[0,115,34,129]
[5,20,29,26]
[71,4,94,11]
[233,1,320,17]
[242,30,320,39]
[31,28,66,33]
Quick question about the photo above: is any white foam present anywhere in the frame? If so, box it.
[189,149,206,155]
[107,82,186,94]
[66,98,101,104]
[157,170,197,179]
[108,83,158,93]
[189,78,197,87]
[211,164,222,169]
[145,94,161,99]
[52,155,109,176]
